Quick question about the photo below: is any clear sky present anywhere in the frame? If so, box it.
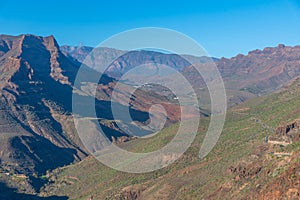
[1,0,300,58]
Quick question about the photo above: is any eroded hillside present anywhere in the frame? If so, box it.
[39,80,300,199]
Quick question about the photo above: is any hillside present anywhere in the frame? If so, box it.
[219,44,300,105]
[0,34,87,173]
[2,35,300,199]
[39,78,300,200]
[0,35,202,198]
[0,34,192,197]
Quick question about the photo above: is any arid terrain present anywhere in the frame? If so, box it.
[1,34,300,199]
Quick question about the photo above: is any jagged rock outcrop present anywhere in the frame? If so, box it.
[0,34,88,179]
[275,119,300,142]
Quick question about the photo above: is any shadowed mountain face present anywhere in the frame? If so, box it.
[0,34,87,176]
[0,35,130,176]
[0,34,193,195]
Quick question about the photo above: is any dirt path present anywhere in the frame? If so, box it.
[268,140,291,146]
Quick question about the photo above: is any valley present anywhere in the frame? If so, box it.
[1,34,300,199]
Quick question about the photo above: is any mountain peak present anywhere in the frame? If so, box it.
[0,34,78,88]
[277,44,286,48]
[43,35,60,49]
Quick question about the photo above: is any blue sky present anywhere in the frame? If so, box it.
[1,0,300,57]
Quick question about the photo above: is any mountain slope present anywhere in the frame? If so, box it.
[40,78,300,199]
[0,34,196,196]
[0,34,87,176]
[179,44,300,107]
[219,44,300,93]
[2,35,300,199]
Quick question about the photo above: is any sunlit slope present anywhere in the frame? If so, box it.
[41,79,300,200]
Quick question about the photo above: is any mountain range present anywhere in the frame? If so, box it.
[0,34,190,195]
[62,43,300,107]
[1,34,300,199]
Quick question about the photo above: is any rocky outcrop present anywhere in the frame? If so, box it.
[0,34,88,180]
[116,185,146,200]
[275,119,300,142]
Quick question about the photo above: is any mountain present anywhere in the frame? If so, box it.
[60,45,127,73]
[180,44,300,106]
[60,45,219,79]
[40,77,300,200]
[40,43,300,199]
[63,44,300,107]
[63,44,300,95]
[2,34,300,199]
[218,44,300,94]
[0,34,90,194]
[0,34,86,172]
[0,34,196,196]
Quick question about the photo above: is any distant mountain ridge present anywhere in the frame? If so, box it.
[60,45,219,79]
[62,44,300,106]
[218,44,300,94]
[178,44,300,106]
